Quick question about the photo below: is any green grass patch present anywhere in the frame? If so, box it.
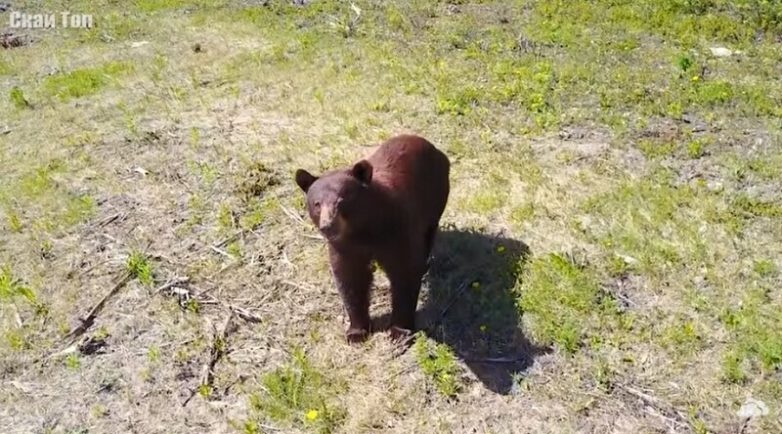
[0,265,46,316]
[638,139,677,159]
[0,265,37,305]
[135,0,188,12]
[41,61,133,101]
[126,251,154,286]
[5,210,23,233]
[694,80,734,106]
[753,259,777,277]
[581,172,725,276]
[64,195,96,226]
[9,87,31,109]
[0,59,12,76]
[247,348,346,434]
[660,317,702,350]
[414,334,462,398]
[720,285,782,382]
[730,194,782,218]
[686,138,708,159]
[518,253,619,353]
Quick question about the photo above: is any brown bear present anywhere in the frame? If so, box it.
[294,134,450,343]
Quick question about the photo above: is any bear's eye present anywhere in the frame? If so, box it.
[336,197,350,215]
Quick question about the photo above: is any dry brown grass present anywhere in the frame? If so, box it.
[2,1,781,433]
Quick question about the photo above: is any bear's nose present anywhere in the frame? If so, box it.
[319,222,338,238]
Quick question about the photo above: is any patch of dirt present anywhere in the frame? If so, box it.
[1,33,28,49]
[236,161,281,201]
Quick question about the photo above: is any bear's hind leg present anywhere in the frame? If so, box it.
[381,252,427,341]
[423,223,438,273]
[328,246,372,343]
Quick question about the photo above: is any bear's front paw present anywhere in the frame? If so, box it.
[388,325,413,342]
[346,327,369,344]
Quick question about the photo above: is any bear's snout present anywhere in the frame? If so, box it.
[318,204,341,238]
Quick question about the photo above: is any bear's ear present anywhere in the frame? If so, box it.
[295,169,317,192]
[350,160,373,185]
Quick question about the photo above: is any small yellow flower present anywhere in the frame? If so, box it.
[480,324,487,332]
[471,281,480,289]
[691,75,700,82]
[306,409,319,421]
[496,245,506,253]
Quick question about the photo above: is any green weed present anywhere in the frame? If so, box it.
[518,253,617,353]
[730,194,782,219]
[126,251,154,286]
[65,353,81,370]
[42,61,133,101]
[217,203,235,234]
[5,328,28,351]
[686,139,708,159]
[136,0,187,13]
[6,210,23,232]
[0,265,38,306]
[753,259,777,277]
[148,345,161,363]
[248,348,345,434]
[721,350,747,384]
[414,334,462,398]
[638,139,677,159]
[581,173,721,276]
[64,195,96,226]
[10,87,31,109]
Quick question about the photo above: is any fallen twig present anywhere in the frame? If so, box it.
[229,305,263,323]
[183,313,233,407]
[157,279,263,324]
[282,279,318,293]
[94,212,125,228]
[62,271,132,344]
[154,276,190,294]
[209,245,232,258]
[617,383,689,429]
[278,203,308,228]
[213,230,243,249]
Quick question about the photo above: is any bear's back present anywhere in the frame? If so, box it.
[367,135,450,222]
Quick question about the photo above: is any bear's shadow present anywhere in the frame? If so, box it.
[376,225,549,395]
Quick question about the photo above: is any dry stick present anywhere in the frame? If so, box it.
[278,203,308,228]
[229,305,262,323]
[282,279,318,293]
[159,279,263,324]
[154,276,190,294]
[617,384,689,429]
[209,245,233,258]
[182,312,233,407]
[94,212,125,228]
[213,230,243,249]
[199,292,263,323]
[62,272,133,344]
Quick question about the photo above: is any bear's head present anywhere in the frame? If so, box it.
[294,160,373,242]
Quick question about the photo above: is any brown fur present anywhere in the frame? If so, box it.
[294,134,450,343]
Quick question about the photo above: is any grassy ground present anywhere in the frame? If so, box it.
[1,1,781,433]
